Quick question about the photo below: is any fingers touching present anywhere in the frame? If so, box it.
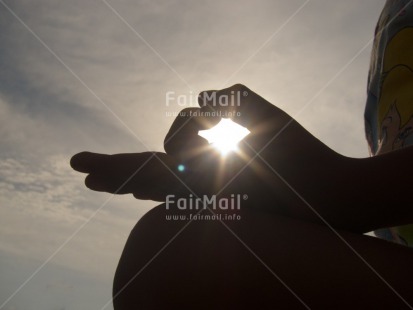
[71,84,294,201]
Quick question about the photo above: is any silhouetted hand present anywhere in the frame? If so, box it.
[163,84,296,203]
[70,84,350,227]
[70,83,413,232]
[162,84,346,220]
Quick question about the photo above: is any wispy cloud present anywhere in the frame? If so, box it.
[0,0,386,308]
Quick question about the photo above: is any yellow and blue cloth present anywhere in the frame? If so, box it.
[365,0,413,247]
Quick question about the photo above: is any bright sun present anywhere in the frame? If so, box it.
[198,119,250,155]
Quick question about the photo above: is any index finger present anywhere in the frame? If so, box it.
[198,84,292,133]
[71,152,173,176]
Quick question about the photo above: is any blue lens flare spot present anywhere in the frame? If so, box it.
[177,164,185,172]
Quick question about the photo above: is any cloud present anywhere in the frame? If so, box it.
[0,0,388,309]
[0,155,86,219]
[1,0,385,155]
[0,250,114,310]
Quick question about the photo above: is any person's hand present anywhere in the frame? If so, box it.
[164,84,348,224]
[70,152,194,201]
[70,84,343,222]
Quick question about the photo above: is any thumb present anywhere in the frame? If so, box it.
[164,107,220,160]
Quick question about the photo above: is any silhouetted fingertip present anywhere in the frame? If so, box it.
[70,151,93,172]
[85,174,107,192]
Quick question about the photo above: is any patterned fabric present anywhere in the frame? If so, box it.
[365,0,413,246]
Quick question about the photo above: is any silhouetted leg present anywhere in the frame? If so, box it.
[113,204,413,309]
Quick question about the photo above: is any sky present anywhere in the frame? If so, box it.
[0,0,386,309]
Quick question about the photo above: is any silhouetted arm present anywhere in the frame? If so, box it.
[71,84,413,233]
